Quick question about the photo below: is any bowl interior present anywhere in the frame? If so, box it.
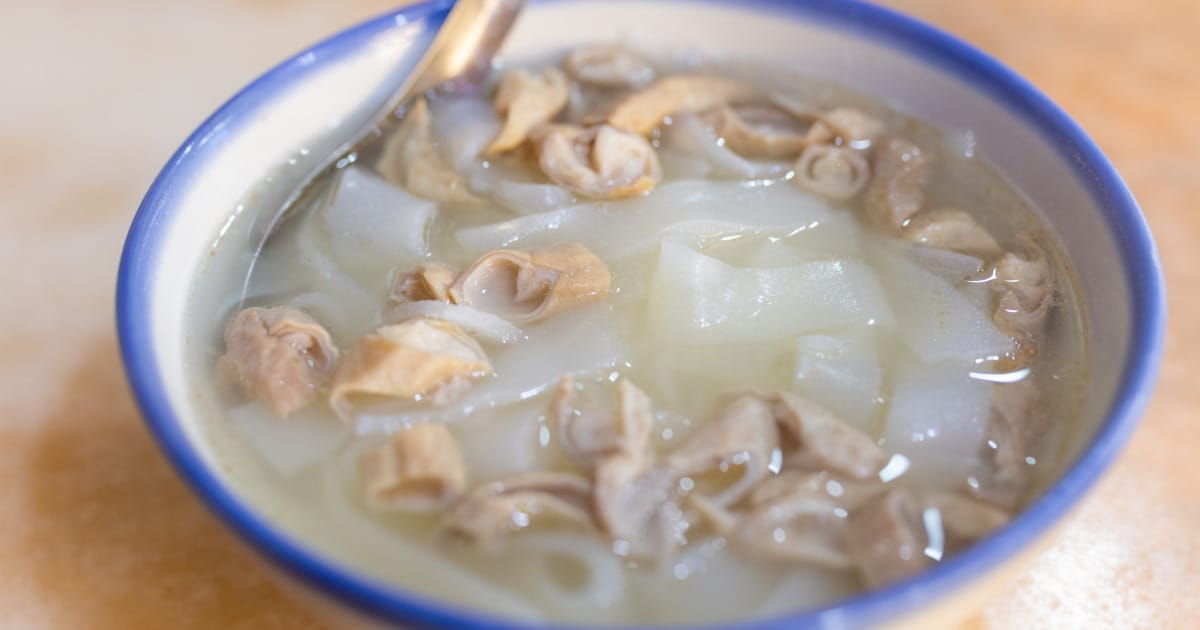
[119,1,1163,628]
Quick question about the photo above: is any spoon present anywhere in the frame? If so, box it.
[261,0,525,240]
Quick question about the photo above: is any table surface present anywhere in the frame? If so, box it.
[2,1,1195,628]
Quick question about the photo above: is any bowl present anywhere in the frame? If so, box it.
[116,0,1166,628]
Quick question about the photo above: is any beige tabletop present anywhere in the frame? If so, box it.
[1,1,1195,628]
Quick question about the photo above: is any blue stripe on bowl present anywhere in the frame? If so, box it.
[117,1,1166,628]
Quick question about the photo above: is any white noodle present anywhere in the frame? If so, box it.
[291,206,383,341]
[455,179,835,260]
[628,537,779,625]
[429,96,502,171]
[793,332,883,432]
[227,401,349,478]
[869,239,1011,363]
[451,398,558,481]
[503,533,629,623]
[647,238,894,345]
[883,359,993,489]
[321,166,436,277]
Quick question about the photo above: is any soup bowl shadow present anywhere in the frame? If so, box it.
[116,0,1165,628]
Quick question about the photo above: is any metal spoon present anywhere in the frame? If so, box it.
[260,0,525,240]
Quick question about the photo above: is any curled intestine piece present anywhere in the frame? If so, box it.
[569,379,685,563]
[793,144,872,200]
[991,240,1054,360]
[438,472,595,550]
[845,487,1009,588]
[328,318,491,419]
[359,423,466,512]
[665,394,781,508]
[219,306,339,417]
[701,105,810,160]
[487,68,570,153]
[593,458,683,563]
[450,243,612,323]
[864,138,931,232]
[903,208,1002,259]
[552,376,654,471]
[377,98,486,207]
[607,75,759,136]
[972,378,1042,509]
[389,263,458,303]
[770,392,887,480]
[534,123,662,199]
[732,471,870,569]
[564,44,655,89]
[812,107,887,147]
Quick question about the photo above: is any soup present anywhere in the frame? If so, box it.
[189,41,1086,625]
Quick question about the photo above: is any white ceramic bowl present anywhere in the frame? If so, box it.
[117,1,1165,628]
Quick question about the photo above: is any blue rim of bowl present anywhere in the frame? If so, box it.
[117,0,1166,628]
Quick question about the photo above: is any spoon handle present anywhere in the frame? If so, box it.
[259,0,525,242]
[406,0,526,97]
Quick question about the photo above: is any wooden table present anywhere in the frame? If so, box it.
[1,1,1193,627]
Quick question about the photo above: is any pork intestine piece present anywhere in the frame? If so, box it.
[971,378,1043,509]
[533,123,661,199]
[664,394,781,507]
[991,239,1054,363]
[219,305,339,416]
[593,459,683,563]
[487,68,570,153]
[670,392,882,566]
[793,144,872,200]
[317,450,547,621]
[377,97,485,207]
[731,470,881,568]
[564,44,655,89]
[354,304,627,435]
[903,208,1002,259]
[864,137,931,232]
[969,241,1053,507]
[816,107,887,146]
[449,243,612,323]
[566,379,685,563]
[701,105,810,160]
[647,238,894,345]
[358,423,466,512]
[329,318,492,419]
[606,75,758,136]
[389,263,457,303]
[551,376,654,471]
[659,112,792,180]
[772,392,887,480]
[437,472,595,550]
[845,487,1008,588]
